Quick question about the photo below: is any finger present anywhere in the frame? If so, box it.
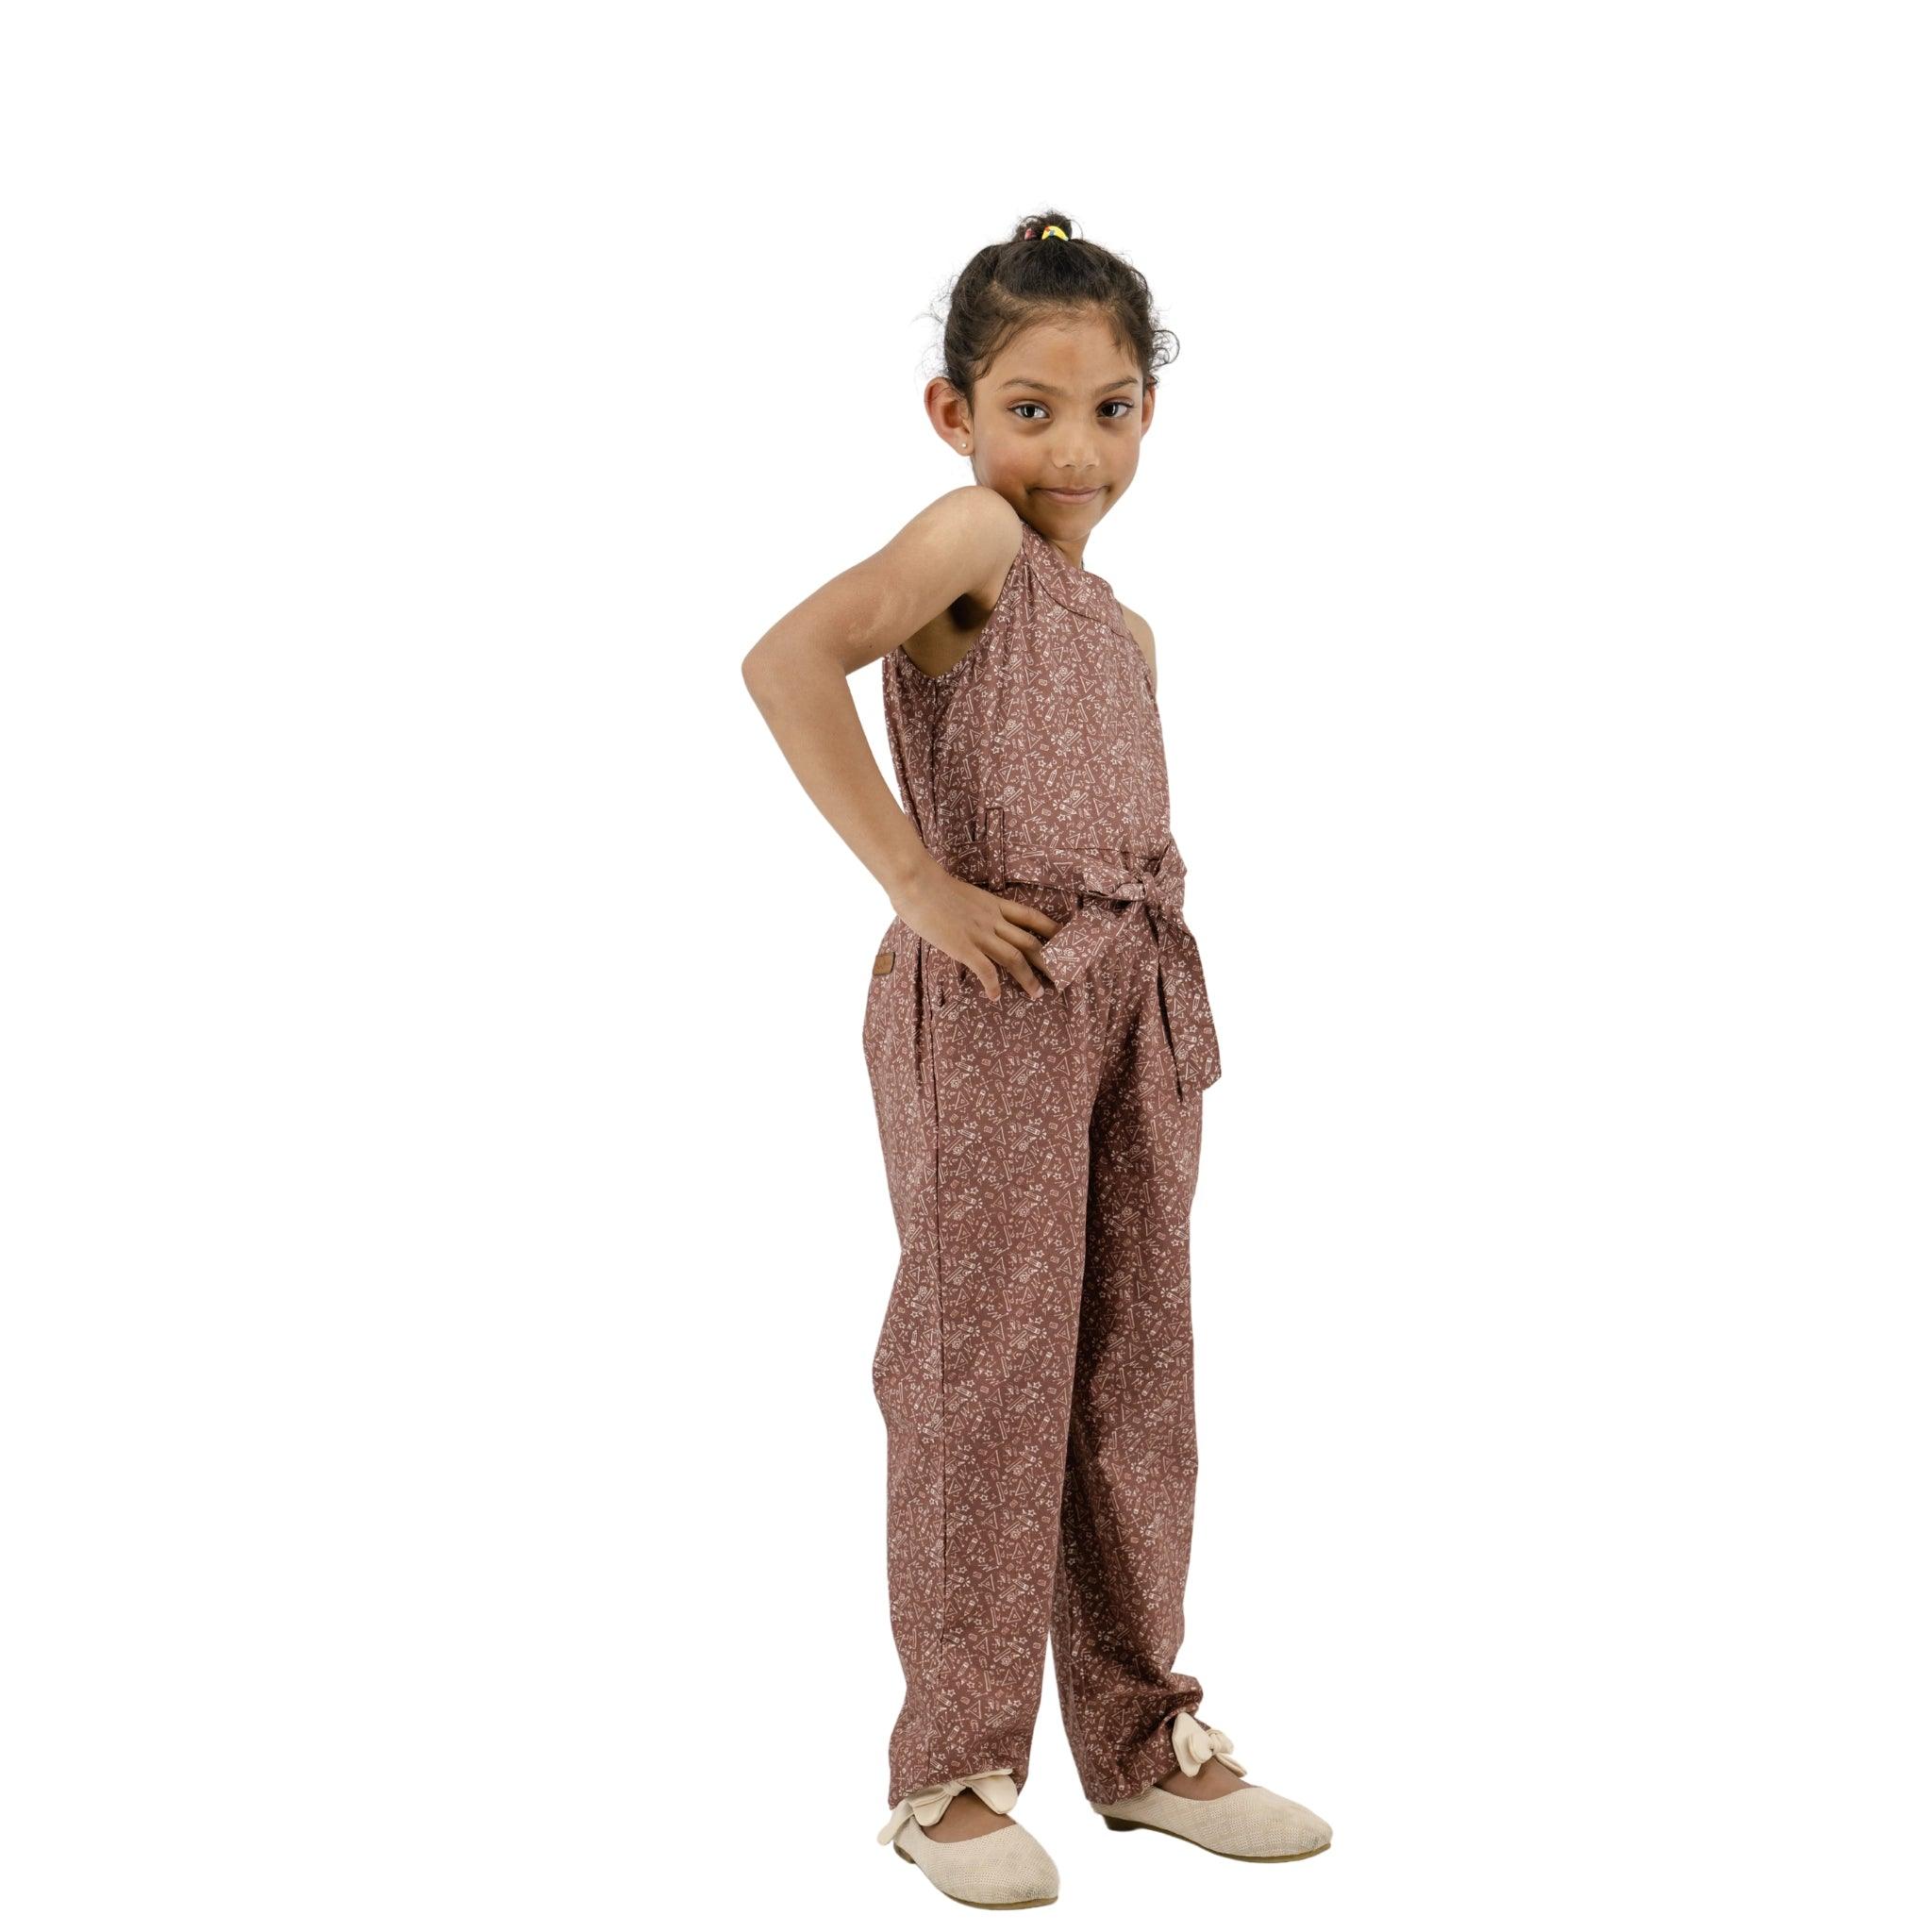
[962,952,1002,1003]
[993,920,1053,980]
[997,896,1062,940]
[984,935,1045,1000]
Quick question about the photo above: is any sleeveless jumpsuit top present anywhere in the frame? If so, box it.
[870,518,1223,1104]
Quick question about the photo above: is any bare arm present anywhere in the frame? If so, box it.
[741,486,1059,1001]
[1119,604,1158,698]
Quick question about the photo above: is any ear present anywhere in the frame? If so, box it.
[924,375,972,452]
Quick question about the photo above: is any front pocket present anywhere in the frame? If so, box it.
[923,937,963,1020]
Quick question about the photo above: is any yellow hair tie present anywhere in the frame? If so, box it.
[1041,225,1069,241]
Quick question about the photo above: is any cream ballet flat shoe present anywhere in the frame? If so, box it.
[1092,1710,1333,1863]
[877,1767,1059,1909]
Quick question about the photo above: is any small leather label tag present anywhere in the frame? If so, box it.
[873,948,894,975]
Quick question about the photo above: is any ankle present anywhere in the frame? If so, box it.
[922,1790,1015,1841]
[1157,1757,1247,1800]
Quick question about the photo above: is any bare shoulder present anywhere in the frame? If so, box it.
[909,484,1026,604]
[751,487,1024,681]
[870,485,1025,636]
[1117,603,1158,695]
[881,488,1027,681]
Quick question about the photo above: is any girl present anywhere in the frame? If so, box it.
[741,211,1332,1909]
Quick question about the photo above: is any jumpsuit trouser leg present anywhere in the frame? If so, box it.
[1050,927,1208,1805]
[863,885,1208,1813]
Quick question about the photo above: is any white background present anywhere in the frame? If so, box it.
[4,3,1926,1926]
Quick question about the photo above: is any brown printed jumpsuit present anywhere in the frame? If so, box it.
[860,520,1226,1812]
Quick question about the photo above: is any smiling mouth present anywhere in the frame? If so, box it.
[1041,486,1102,499]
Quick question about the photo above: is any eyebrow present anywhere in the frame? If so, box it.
[996,376,1141,396]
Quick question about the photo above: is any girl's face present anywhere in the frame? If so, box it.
[933,310,1153,542]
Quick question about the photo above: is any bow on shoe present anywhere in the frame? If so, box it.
[876,1767,1019,1845]
[1172,1709,1247,1778]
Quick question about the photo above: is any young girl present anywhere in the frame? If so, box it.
[742,210,1332,1909]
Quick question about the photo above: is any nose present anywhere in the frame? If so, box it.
[1047,431,1102,480]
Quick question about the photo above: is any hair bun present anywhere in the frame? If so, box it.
[1014,211,1075,243]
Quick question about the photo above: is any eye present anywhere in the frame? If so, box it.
[1010,399,1136,423]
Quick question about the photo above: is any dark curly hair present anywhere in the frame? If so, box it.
[926,208,1178,415]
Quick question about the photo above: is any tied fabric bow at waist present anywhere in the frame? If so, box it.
[938,832,1224,1104]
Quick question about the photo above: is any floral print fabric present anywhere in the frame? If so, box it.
[860,519,1223,1807]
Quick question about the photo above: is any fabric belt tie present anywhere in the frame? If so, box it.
[876,1767,1019,1845]
[936,827,1224,1105]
